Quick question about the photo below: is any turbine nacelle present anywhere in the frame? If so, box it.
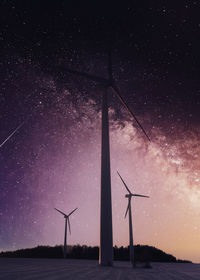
[54,207,78,235]
[54,51,150,142]
[118,171,150,198]
[54,207,78,218]
[117,171,150,219]
[125,193,150,198]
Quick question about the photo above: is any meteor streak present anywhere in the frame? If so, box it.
[0,122,24,148]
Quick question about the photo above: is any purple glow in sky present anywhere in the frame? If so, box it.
[1,81,199,262]
[1,1,200,264]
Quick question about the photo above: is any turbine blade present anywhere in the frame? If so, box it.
[125,198,131,218]
[108,49,113,81]
[110,85,150,141]
[117,171,132,194]
[68,207,78,217]
[132,194,150,198]
[0,122,24,148]
[68,218,71,235]
[54,208,67,217]
[56,66,108,84]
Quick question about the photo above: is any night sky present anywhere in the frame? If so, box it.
[0,1,200,262]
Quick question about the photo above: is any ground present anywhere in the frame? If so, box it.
[0,258,199,280]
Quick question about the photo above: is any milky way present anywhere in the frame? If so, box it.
[0,1,200,263]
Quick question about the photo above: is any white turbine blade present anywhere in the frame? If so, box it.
[132,194,150,198]
[68,207,78,217]
[68,217,71,235]
[0,122,24,148]
[110,85,150,141]
[117,171,132,194]
[54,208,67,216]
[125,199,131,218]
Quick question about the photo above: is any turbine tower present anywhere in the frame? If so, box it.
[117,171,149,267]
[54,207,78,259]
[56,51,150,266]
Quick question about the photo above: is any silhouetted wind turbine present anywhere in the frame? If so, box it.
[0,122,24,148]
[54,207,78,259]
[117,171,149,267]
[56,50,150,266]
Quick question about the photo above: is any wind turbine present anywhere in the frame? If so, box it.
[117,171,149,267]
[54,207,78,259]
[55,50,150,266]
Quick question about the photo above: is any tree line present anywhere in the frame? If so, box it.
[0,244,191,263]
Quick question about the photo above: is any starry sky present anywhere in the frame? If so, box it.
[0,1,200,263]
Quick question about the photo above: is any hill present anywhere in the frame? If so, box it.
[0,245,191,263]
